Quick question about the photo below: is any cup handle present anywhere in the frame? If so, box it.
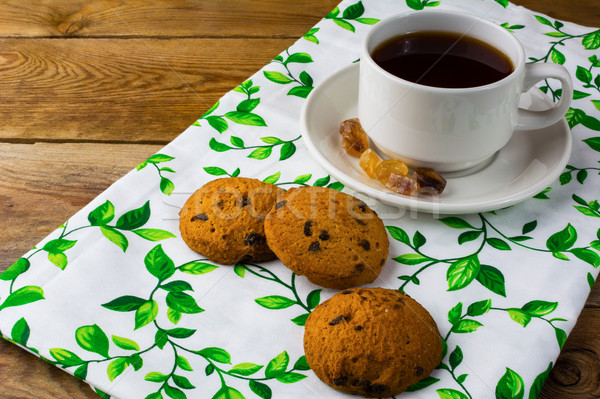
[516,63,573,130]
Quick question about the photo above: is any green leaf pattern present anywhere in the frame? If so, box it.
[264,50,315,99]
[137,154,177,196]
[1,1,599,398]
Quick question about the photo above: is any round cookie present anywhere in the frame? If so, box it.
[264,186,389,289]
[304,288,442,397]
[179,177,284,264]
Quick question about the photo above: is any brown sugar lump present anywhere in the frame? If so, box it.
[304,288,443,397]
[339,118,369,157]
[179,177,285,264]
[264,186,389,289]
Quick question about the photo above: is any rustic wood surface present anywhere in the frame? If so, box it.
[0,1,598,398]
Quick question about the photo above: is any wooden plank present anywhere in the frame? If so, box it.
[511,0,600,26]
[0,0,340,38]
[0,38,291,143]
[590,276,600,308]
[0,143,161,265]
[0,339,98,399]
[0,0,596,38]
[540,307,600,398]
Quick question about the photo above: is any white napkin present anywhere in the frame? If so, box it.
[1,1,599,398]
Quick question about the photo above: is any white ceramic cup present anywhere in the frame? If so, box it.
[358,10,573,172]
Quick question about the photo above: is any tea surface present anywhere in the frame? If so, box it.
[372,31,513,88]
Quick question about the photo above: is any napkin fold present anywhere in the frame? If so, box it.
[1,1,599,398]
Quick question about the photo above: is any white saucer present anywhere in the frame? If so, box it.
[300,63,572,215]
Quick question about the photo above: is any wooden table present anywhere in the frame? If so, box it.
[0,1,598,398]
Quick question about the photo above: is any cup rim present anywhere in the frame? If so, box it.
[361,10,526,93]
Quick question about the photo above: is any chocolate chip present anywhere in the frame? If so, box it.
[318,230,330,240]
[191,213,208,221]
[216,201,224,209]
[274,200,287,210]
[332,376,348,386]
[380,258,385,266]
[341,290,353,295]
[355,263,364,272]
[240,195,250,207]
[354,325,363,331]
[308,241,320,252]
[353,380,371,387]
[352,217,366,226]
[244,233,264,246]
[367,383,388,395]
[304,221,312,236]
[415,366,424,376]
[359,240,371,251]
[393,304,401,309]
[357,202,367,212]
[329,315,345,325]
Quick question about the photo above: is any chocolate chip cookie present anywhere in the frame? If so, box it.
[179,177,284,264]
[264,186,389,289]
[304,288,443,397]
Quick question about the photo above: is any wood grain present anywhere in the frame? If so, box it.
[0,0,339,38]
[511,0,600,27]
[0,342,98,399]
[540,306,600,398]
[0,1,599,398]
[589,277,600,307]
[0,143,160,263]
[0,38,290,142]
